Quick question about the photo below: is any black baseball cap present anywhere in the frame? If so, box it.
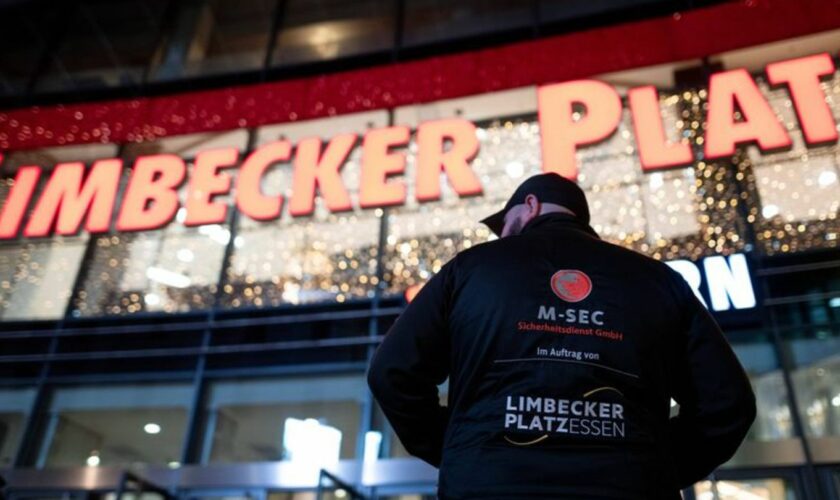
[480,172,590,236]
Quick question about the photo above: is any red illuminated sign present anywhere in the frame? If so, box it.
[1,53,838,239]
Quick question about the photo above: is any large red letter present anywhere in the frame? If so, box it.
[705,69,792,159]
[0,165,41,239]
[360,126,409,209]
[116,154,185,232]
[236,141,290,221]
[24,159,122,237]
[538,80,622,180]
[415,118,482,202]
[289,134,355,217]
[185,147,239,226]
[766,53,838,145]
[629,86,694,171]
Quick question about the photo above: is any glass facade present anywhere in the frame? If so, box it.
[203,375,365,463]
[272,0,395,66]
[32,0,169,93]
[0,12,839,500]
[729,329,796,443]
[694,478,798,500]
[38,383,192,468]
[0,387,36,467]
[160,0,277,79]
[4,69,838,317]
[0,0,727,99]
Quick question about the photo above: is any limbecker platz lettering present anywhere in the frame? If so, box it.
[0,118,482,239]
[1,53,838,239]
[539,52,838,178]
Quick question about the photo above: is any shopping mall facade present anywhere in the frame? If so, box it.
[0,0,839,499]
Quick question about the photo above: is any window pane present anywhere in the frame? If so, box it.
[0,237,88,320]
[0,387,37,467]
[41,383,192,468]
[787,321,840,438]
[0,4,58,96]
[154,0,275,80]
[834,469,840,496]
[0,145,114,321]
[221,112,387,308]
[204,376,364,463]
[728,330,795,443]
[747,71,840,255]
[34,0,169,93]
[272,0,394,66]
[383,105,733,299]
[402,0,532,47]
[71,207,229,317]
[693,478,798,500]
[66,133,248,316]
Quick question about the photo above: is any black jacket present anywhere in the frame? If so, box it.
[367,212,757,499]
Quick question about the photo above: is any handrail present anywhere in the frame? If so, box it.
[316,469,366,500]
[115,471,172,500]
[0,306,405,340]
[0,334,385,363]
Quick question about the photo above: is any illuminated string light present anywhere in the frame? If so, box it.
[3,72,839,317]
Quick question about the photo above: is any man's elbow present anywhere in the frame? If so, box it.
[721,383,757,461]
[367,363,382,397]
[367,357,391,403]
[736,388,758,440]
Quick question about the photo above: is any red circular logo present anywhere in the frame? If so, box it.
[550,270,592,302]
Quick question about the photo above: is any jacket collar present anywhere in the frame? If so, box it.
[519,212,601,239]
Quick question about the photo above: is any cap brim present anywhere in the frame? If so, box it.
[480,209,506,237]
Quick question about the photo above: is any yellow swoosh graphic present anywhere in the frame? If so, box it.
[583,386,624,398]
[503,434,549,446]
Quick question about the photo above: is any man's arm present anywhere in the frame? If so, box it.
[366,260,455,467]
[667,272,757,488]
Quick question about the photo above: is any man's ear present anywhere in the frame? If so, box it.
[524,193,541,219]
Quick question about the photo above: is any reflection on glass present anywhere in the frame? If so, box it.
[73,228,226,316]
[0,237,88,320]
[72,162,232,316]
[205,377,363,463]
[273,0,394,66]
[0,387,36,467]
[157,0,275,79]
[222,146,379,308]
[729,331,794,442]
[384,107,717,298]
[282,416,342,467]
[382,119,539,295]
[34,1,168,92]
[694,478,795,500]
[789,333,840,437]
[1,145,120,321]
[749,72,840,255]
[766,265,840,439]
[208,402,359,462]
[42,384,192,468]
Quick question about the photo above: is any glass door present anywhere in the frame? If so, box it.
[692,469,805,500]
[693,478,797,499]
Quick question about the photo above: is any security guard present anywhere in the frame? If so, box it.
[367,172,756,499]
